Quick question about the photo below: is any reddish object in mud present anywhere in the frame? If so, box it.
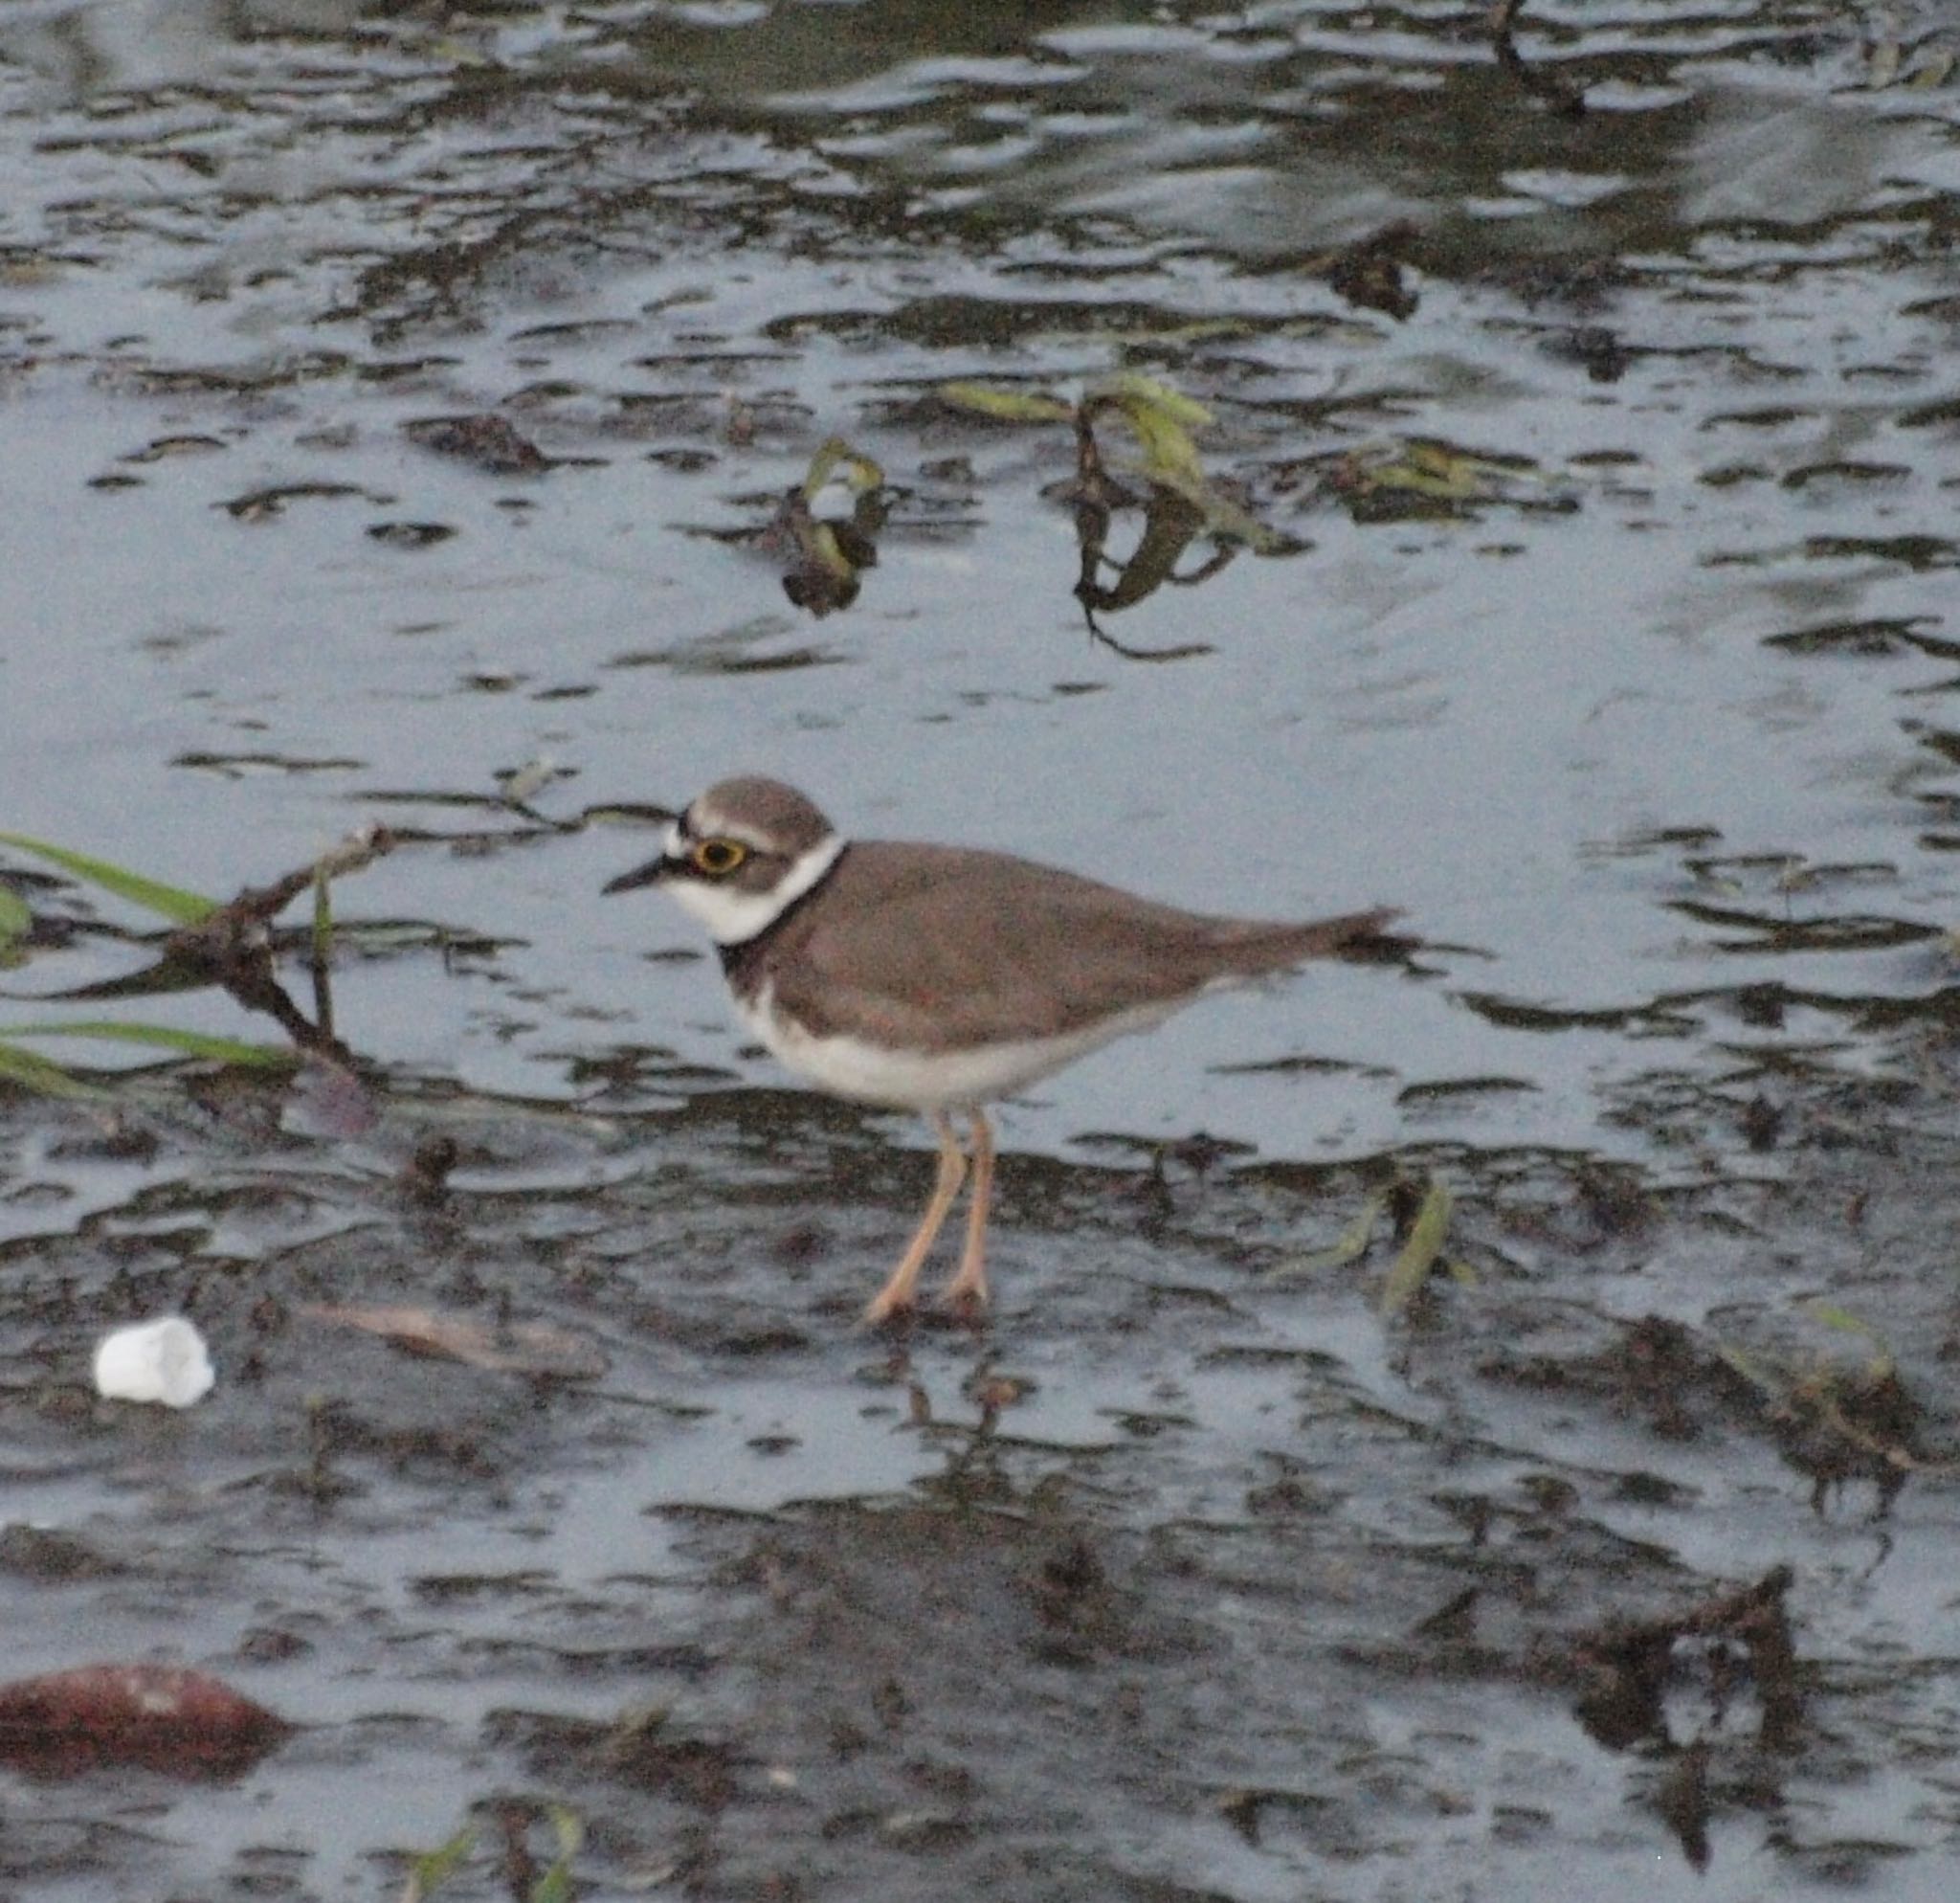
[0,1664,290,1779]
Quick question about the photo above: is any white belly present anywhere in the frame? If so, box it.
[735,979,1183,1112]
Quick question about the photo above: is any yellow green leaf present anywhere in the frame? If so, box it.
[802,435,884,501]
[1801,1300,1896,1374]
[1147,465,1291,553]
[1103,393,1206,491]
[1082,377,1289,552]
[0,832,218,925]
[1092,371,1214,430]
[1706,1335,1778,1396]
[402,1823,476,1902]
[1,1020,295,1065]
[1272,1191,1388,1276]
[937,382,1076,424]
[1803,1300,1877,1338]
[0,1040,104,1099]
[530,1804,583,1903]
[1379,1177,1453,1316]
[1906,48,1954,88]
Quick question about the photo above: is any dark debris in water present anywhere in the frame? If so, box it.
[0,1664,290,1781]
[366,520,460,549]
[402,413,553,476]
[218,481,376,522]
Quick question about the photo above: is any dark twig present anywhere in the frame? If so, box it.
[1489,0,1588,118]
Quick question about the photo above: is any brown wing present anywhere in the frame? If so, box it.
[762,841,1392,1053]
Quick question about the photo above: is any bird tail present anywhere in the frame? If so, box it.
[1226,907,1407,971]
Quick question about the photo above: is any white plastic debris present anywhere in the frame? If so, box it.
[92,1317,215,1409]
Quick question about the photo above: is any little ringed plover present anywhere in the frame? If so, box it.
[605,775,1397,1323]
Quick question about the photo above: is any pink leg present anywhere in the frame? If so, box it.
[941,1109,993,1311]
[863,1111,967,1325]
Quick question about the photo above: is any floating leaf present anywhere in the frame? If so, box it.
[1092,371,1214,432]
[1346,438,1544,511]
[1906,47,1955,88]
[0,832,218,925]
[1383,444,1488,501]
[807,521,854,582]
[1088,377,1291,553]
[947,372,1289,552]
[802,435,883,501]
[937,381,1076,424]
[1379,1177,1453,1316]
[1272,1191,1389,1276]
[1095,385,1208,492]
[1156,469,1291,553]
[1,1020,294,1066]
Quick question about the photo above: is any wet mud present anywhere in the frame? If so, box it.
[3,1046,1960,1897]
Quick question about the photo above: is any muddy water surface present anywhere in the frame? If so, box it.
[5,2,1960,1897]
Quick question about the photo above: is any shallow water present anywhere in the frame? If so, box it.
[5,1,1960,1896]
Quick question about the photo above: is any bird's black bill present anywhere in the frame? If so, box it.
[602,855,670,895]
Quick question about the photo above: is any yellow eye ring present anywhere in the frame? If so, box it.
[691,837,748,877]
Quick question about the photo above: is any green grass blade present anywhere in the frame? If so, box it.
[1,1020,295,1065]
[401,1824,476,1903]
[0,832,218,925]
[313,867,333,968]
[1707,1334,1778,1396]
[0,1039,106,1100]
[529,1802,584,1903]
[0,883,30,943]
[1379,1177,1453,1316]
[546,1803,584,1859]
[1803,1299,1881,1341]
[1802,1299,1896,1376]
